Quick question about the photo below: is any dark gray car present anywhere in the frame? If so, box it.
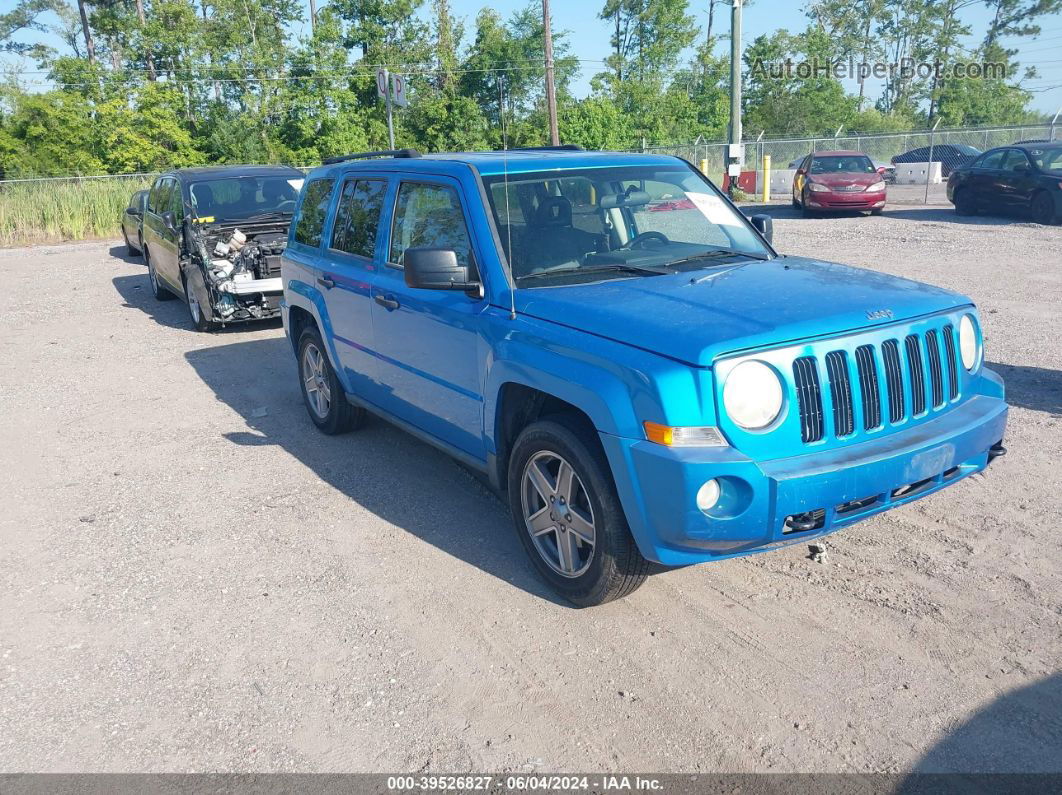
[142,165,304,331]
[121,189,148,255]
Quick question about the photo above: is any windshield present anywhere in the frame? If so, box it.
[810,155,875,174]
[483,164,771,286]
[1028,145,1062,174]
[188,175,304,220]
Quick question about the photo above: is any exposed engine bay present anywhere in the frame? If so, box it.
[185,219,290,323]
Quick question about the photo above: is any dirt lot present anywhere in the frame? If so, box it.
[1,206,1060,774]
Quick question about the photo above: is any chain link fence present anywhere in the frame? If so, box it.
[637,122,1061,204]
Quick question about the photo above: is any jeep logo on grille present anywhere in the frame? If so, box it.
[866,309,894,320]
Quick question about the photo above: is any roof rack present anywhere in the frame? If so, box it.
[322,148,422,165]
[511,144,584,152]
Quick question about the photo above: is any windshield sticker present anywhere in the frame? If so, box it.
[194,215,216,223]
[685,191,741,226]
[288,178,305,191]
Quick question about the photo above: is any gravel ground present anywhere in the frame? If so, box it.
[1,206,1060,774]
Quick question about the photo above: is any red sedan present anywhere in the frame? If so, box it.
[791,150,887,216]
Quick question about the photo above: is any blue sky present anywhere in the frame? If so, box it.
[4,0,1061,117]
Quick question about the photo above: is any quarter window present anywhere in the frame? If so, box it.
[331,178,387,258]
[388,183,473,269]
[293,178,335,247]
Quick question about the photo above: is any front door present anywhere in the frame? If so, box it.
[968,149,1005,209]
[369,176,488,460]
[998,149,1038,209]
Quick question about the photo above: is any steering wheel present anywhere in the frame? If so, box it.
[627,231,670,249]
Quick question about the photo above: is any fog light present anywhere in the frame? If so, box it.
[696,479,721,513]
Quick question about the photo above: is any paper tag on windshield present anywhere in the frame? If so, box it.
[686,191,740,226]
[288,178,305,191]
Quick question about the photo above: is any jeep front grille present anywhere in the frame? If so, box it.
[780,320,962,447]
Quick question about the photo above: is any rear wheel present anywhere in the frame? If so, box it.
[122,228,135,255]
[298,326,365,435]
[507,417,649,606]
[1030,191,1058,225]
[870,208,884,216]
[954,188,977,216]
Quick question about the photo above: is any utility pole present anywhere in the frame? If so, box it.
[542,0,560,146]
[727,0,743,196]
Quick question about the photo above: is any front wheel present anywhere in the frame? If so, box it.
[507,418,649,606]
[146,252,174,301]
[297,326,365,435]
[1030,191,1058,225]
[184,274,217,332]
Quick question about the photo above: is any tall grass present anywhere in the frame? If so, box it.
[0,177,152,248]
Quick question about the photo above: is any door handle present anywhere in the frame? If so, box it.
[318,276,335,289]
[374,293,400,311]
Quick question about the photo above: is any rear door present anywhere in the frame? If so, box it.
[369,175,489,459]
[318,173,390,399]
[968,149,1005,208]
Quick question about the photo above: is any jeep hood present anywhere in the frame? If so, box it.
[515,256,969,368]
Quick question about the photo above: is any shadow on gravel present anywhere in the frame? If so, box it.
[988,361,1062,416]
[904,673,1062,778]
[111,272,283,335]
[184,336,569,606]
[109,244,144,265]
[883,207,1033,225]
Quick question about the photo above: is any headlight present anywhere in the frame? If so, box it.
[865,180,886,192]
[723,360,784,430]
[959,314,981,370]
[807,182,829,192]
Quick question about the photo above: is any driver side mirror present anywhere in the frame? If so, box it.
[750,214,774,244]
[404,248,479,293]
[160,210,178,231]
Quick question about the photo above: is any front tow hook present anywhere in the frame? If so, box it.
[987,441,1007,464]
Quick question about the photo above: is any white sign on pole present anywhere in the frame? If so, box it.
[391,74,408,107]
[375,68,388,100]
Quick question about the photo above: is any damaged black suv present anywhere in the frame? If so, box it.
[143,165,305,331]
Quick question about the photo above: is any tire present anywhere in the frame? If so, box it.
[507,417,649,606]
[954,188,977,216]
[122,228,135,255]
[791,195,799,209]
[183,272,217,332]
[1030,191,1058,225]
[870,208,883,216]
[297,326,365,435]
[146,251,174,301]
[137,231,145,258]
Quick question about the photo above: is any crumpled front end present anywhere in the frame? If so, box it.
[186,221,289,323]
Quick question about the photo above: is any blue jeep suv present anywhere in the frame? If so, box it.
[281,147,1008,606]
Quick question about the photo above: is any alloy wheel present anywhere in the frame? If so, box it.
[520,451,596,578]
[301,342,332,419]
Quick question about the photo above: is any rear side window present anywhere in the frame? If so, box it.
[388,183,473,269]
[331,178,387,258]
[293,178,335,247]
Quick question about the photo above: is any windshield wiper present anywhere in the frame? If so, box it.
[519,263,671,281]
[237,211,293,221]
[662,249,769,269]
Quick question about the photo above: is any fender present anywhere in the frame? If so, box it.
[285,278,353,395]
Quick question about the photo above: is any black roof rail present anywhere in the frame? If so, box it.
[322,148,422,165]
[511,144,584,152]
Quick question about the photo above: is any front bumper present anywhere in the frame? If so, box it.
[807,191,886,211]
[600,391,1008,566]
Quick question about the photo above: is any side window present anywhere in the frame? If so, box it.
[979,150,1005,169]
[148,179,167,213]
[1001,149,1031,171]
[293,178,335,248]
[388,182,473,269]
[169,182,185,217]
[331,178,387,258]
